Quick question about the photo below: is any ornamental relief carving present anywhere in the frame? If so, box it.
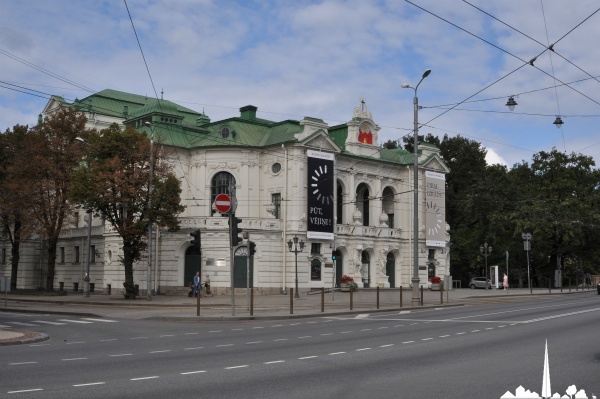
[208,162,240,171]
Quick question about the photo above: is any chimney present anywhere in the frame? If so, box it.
[240,105,257,120]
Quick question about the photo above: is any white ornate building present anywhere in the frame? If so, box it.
[1,90,450,295]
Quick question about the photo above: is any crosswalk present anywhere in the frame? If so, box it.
[0,318,118,328]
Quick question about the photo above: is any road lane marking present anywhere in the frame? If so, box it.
[100,339,117,342]
[272,325,283,327]
[252,327,264,329]
[110,354,133,357]
[402,341,415,344]
[8,388,43,394]
[356,348,371,351]
[184,332,199,335]
[160,335,175,337]
[131,376,158,381]
[355,314,370,319]
[131,337,149,340]
[360,329,371,331]
[246,341,262,344]
[217,344,234,347]
[380,344,394,348]
[209,330,222,333]
[29,344,49,347]
[62,358,88,361]
[485,328,494,330]
[299,356,318,360]
[264,360,285,364]
[399,311,411,314]
[73,382,105,387]
[7,322,37,326]
[321,333,333,336]
[378,327,389,329]
[9,362,38,365]
[439,335,450,338]
[181,371,206,375]
[307,322,317,324]
[225,365,248,369]
[33,320,66,325]
[232,328,243,331]
[341,331,353,333]
[422,338,433,341]
[65,341,85,345]
[290,323,301,326]
[298,336,311,339]
[456,332,466,335]
[150,350,171,353]
[58,319,93,324]
[81,318,117,323]
[471,330,480,332]
[273,339,288,342]
[394,325,404,327]
[184,347,204,350]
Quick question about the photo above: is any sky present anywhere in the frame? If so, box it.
[2,0,600,168]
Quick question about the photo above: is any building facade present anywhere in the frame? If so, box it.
[1,90,450,295]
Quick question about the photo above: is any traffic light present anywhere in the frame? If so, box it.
[230,214,243,247]
[190,229,201,251]
[331,250,337,260]
[249,241,256,256]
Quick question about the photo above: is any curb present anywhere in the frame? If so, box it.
[0,330,49,346]
[0,308,101,318]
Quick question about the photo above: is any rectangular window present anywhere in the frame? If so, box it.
[428,249,435,261]
[91,245,96,263]
[271,193,281,219]
[60,247,65,263]
[388,214,394,229]
[74,246,80,263]
[310,243,321,255]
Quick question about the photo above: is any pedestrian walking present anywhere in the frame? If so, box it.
[503,273,508,290]
[193,271,201,298]
[203,274,211,296]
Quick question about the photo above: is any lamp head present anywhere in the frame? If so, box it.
[299,240,305,251]
[293,236,298,245]
[287,239,293,251]
[422,69,431,78]
[401,83,411,89]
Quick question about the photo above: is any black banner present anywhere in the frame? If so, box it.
[307,150,335,240]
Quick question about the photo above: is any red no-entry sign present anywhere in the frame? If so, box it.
[214,194,232,213]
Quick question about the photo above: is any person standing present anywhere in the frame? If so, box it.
[193,271,201,298]
[503,273,508,290]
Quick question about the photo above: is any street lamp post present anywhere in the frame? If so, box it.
[402,69,431,306]
[144,121,155,301]
[83,210,92,297]
[522,232,532,293]
[480,242,492,290]
[287,236,304,299]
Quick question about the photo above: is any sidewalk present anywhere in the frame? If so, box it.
[1,286,595,345]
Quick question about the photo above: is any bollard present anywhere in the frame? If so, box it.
[251,288,254,316]
[321,287,324,313]
[440,286,443,305]
[376,286,380,309]
[290,288,293,315]
[350,286,353,310]
[420,285,423,306]
[400,286,403,308]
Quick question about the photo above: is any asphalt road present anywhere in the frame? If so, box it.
[1,292,598,398]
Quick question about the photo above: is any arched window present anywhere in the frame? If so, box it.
[311,259,322,281]
[211,172,236,207]
[337,181,343,224]
[356,183,370,226]
[382,186,394,228]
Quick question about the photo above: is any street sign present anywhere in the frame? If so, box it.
[215,194,232,214]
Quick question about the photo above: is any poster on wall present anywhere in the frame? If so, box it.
[425,171,446,247]
[307,149,335,240]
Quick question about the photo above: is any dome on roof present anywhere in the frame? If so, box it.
[128,99,179,118]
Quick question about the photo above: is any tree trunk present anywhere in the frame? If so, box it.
[9,218,21,291]
[45,237,58,291]
[122,243,136,299]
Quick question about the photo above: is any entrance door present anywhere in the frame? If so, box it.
[234,246,254,288]
[184,246,201,287]
[386,253,395,288]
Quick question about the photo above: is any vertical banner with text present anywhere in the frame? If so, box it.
[307,150,335,240]
[425,171,446,247]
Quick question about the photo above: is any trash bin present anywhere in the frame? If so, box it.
[73,282,79,292]
[59,282,64,291]
[90,283,95,293]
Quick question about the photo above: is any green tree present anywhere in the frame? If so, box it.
[26,108,89,291]
[71,124,184,298]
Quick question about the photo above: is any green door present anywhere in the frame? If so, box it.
[234,246,254,288]
[184,246,201,287]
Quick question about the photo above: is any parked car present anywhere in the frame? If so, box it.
[470,277,492,289]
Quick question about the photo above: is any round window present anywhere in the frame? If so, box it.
[271,162,281,174]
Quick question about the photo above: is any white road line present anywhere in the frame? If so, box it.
[378,327,388,329]
[8,388,43,394]
[217,344,234,347]
[341,331,353,333]
[110,354,133,357]
[131,337,148,340]
[273,339,288,342]
[62,358,88,361]
[298,336,311,339]
[252,327,264,329]
[209,330,222,333]
[131,376,159,381]
[81,318,117,323]
[33,320,66,325]
[485,328,494,330]
[399,310,411,314]
[307,321,317,324]
[58,319,93,324]
[321,333,333,336]
[150,350,171,354]
[184,332,199,335]
[232,328,243,331]
[246,341,262,344]
[329,352,346,355]
[272,324,283,327]
[7,322,37,326]
[290,323,301,326]
[160,335,175,337]
[184,347,204,350]
[394,325,404,327]
[360,328,371,331]
[264,360,285,364]
[402,341,415,344]
[422,338,433,341]
[29,344,49,347]
[498,325,506,328]
[380,344,395,348]
[356,348,371,351]
[355,314,370,319]
[410,323,419,325]
[471,330,480,333]
[456,332,466,335]
[299,356,318,360]
[225,365,248,369]
[0,324,11,328]
[439,335,450,338]
[100,339,117,342]
[9,362,38,365]
[73,382,105,387]
[181,371,206,375]
[323,320,333,323]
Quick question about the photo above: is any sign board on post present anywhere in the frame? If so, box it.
[1,276,10,292]
[214,194,232,214]
[307,150,335,240]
